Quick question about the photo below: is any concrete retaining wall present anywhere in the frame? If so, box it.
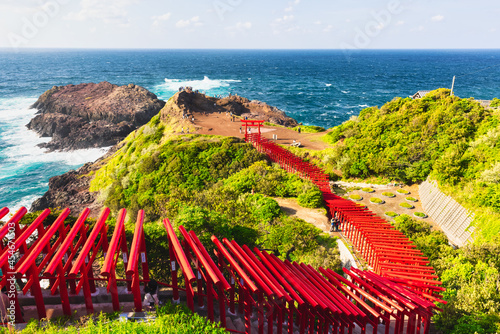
[419,178,475,247]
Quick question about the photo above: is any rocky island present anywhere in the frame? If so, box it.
[27,82,166,151]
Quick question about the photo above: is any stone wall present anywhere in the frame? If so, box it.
[419,178,475,247]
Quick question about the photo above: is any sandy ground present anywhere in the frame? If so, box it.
[191,112,331,150]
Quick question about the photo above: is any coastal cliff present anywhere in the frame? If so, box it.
[160,90,298,127]
[30,90,301,214]
[27,82,165,151]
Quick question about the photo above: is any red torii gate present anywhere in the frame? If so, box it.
[241,119,264,142]
[0,207,150,322]
[244,127,445,304]
[163,220,440,334]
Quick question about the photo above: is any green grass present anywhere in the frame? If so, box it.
[385,211,399,218]
[362,187,375,193]
[19,302,227,334]
[349,194,363,200]
[369,197,384,204]
[382,192,395,197]
[405,196,418,202]
[397,189,410,195]
[400,202,414,209]
[293,125,326,133]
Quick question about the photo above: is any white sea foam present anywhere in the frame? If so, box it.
[159,76,241,92]
[341,90,350,94]
[325,83,332,87]
[0,97,111,209]
[8,194,41,213]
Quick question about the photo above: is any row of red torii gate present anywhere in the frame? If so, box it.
[0,121,444,333]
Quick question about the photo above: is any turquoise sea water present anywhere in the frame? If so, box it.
[0,49,499,210]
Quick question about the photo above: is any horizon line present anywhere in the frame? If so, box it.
[1,47,500,52]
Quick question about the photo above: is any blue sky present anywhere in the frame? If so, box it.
[0,0,498,49]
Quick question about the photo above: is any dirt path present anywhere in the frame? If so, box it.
[273,197,330,232]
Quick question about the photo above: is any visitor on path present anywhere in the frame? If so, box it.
[143,279,159,310]
[298,127,301,134]
[330,217,340,232]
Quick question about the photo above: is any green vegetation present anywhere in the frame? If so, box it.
[491,98,500,108]
[361,187,374,193]
[384,211,399,218]
[320,88,500,240]
[396,189,410,194]
[399,202,414,209]
[381,192,395,197]
[414,212,427,218]
[18,303,227,334]
[86,113,339,281]
[393,215,500,334]
[293,125,326,133]
[369,197,384,204]
[405,196,417,202]
[322,89,487,183]
[349,194,362,201]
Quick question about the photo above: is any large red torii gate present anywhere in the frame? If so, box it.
[241,119,264,142]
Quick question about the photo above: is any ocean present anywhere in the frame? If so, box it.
[0,49,499,211]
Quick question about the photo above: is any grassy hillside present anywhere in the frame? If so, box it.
[87,106,339,280]
[322,88,500,241]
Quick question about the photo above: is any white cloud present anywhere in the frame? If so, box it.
[64,0,138,26]
[274,15,294,24]
[152,12,171,27]
[225,21,252,35]
[175,16,203,29]
[396,20,405,26]
[431,15,444,22]
[411,25,425,32]
[284,0,300,12]
[235,22,252,30]
[323,25,333,33]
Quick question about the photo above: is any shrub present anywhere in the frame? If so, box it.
[369,197,384,204]
[491,98,500,108]
[294,125,326,133]
[414,212,427,218]
[385,211,399,218]
[382,192,395,197]
[21,302,227,333]
[399,202,414,209]
[397,189,410,194]
[349,194,363,200]
[297,184,323,208]
[406,196,418,202]
[362,187,374,193]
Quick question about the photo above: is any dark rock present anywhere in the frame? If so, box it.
[27,82,165,151]
[161,91,298,127]
[30,145,120,215]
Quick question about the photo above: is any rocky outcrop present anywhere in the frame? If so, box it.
[31,90,300,214]
[30,145,120,215]
[27,82,165,151]
[161,91,298,127]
